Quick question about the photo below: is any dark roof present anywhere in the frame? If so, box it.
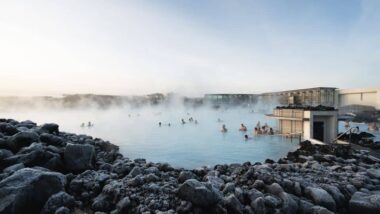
[275,105,337,111]
[261,87,337,95]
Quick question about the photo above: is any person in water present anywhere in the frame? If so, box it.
[269,127,274,135]
[368,123,379,131]
[221,124,228,132]
[158,122,162,127]
[244,134,252,140]
[194,120,198,124]
[253,127,259,135]
[181,119,186,124]
[168,123,171,127]
[87,121,92,127]
[344,121,350,128]
[80,123,85,128]
[239,123,247,132]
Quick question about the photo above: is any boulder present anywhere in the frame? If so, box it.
[320,184,346,208]
[54,207,70,214]
[223,182,236,194]
[64,144,95,173]
[3,163,25,174]
[367,169,380,179]
[8,131,39,152]
[116,196,131,213]
[0,149,13,160]
[205,175,225,190]
[311,205,334,214]
[128,166,142,178]
[0,122,19,136]
[279,192,298,214]
[40,123,59,135]
[40,133,65,147]
[178,170,195,183]
[247,188,264,203]
[224,194,243,214]
[250,197,266,214]
[41,191,76,214]
[0,168,66,214]
[305,187,336,212]
[349,191,380,214]
[177,179,222,207]
[266,183,284,195]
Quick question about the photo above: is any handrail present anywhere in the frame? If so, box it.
[332,127,359,143]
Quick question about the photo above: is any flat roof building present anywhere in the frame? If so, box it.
[261,87,337,107]
[269,106,338,144]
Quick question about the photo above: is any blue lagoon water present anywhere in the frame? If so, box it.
[2,107,300,168]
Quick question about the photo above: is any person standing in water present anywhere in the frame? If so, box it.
[239,123,247,132]
[221,124,228,132]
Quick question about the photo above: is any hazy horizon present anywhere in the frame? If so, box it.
[1,0,379,97]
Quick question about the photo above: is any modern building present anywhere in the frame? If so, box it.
[337,88,380,110]
[204,94,258,106]
[261,87,337,107]
[269,106,338,144]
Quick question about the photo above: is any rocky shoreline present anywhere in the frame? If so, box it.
[1,118,380,214]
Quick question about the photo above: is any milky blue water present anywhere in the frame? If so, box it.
[2,106,300,168]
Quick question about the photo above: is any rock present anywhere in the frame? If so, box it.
[250,197,266,214]
[145,173,159,182]
[0,149,13,160]
[320,184,345,208]
[8,131,39,152]
[311,205,334,214]
[0,122,19,136]
[223,182,236,194]
[266,183,284,195]
[64,144,95,173]
[41,191,76,214]
[305,187,336,212]
[264,195,281,208]
[279,192,298,214]
[224,194,243,214]
[116,196,131,213]
[178,170,195,183]
[0,168,66,214]
[299,199,314,214]
[54,207,70,214]
[68,170,109,200]
[92,194,113,212]
[3,163,25,174]
[177,179,222,207]
[367,169,380,179]
[252,179,265,190]
[349,191,380,214]
[247,188,264,203]
[40,133,65,147]
[205,175,225,190]
[128,166,142,178]
[40,123,59,134]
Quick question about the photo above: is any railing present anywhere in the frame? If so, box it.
[332,127,359,144]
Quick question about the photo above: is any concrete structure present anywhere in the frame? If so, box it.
[337,88,380,110]
[261,87,337,107]
[270,107,338,144]
[204,94,258,105]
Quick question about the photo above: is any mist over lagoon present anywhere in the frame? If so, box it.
[1,98,300,168]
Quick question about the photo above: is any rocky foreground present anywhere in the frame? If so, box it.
[0,119,380,214]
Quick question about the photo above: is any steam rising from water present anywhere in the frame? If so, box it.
[1,96,297,168]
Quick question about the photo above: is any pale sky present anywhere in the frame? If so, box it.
[0,0,379,96]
